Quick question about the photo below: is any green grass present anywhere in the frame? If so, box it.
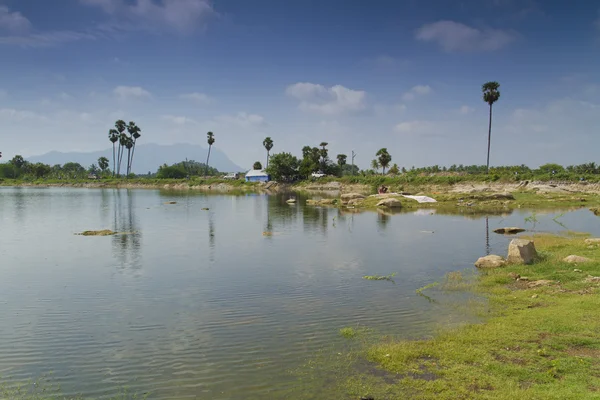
[363,273,397,282]
[293,233,600,399]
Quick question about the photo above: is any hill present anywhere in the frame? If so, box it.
[27,143,244,174]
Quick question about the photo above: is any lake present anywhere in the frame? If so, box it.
[0,187,598,399]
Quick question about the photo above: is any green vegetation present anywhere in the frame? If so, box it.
[339,327,359,339]
[108,120,142,177]
[288,234,600,399]
[263,137,274,168]
[363,273,396,282]
[253,161,262,170]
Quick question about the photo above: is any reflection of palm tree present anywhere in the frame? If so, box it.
[208,212,216,262]
[111,189,142,271]
[485,216,490,256]
[377,211,390,230]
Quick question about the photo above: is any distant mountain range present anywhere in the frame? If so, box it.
[27,143,244,174]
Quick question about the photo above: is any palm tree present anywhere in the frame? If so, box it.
[108,129,118,176]
[117,133,128,176]
[98,157,109,174]
[371,159,380,174]
[263,137,274,168]
[126,121,141,175]
[482,81,501,173]
[376,148,392,174]
[319,142,328,171]
[114,120,127,176]
[205,131,215,176]
[337,154,347,167]
[125,136,134,177]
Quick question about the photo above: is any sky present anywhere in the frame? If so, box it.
[0,0,599,169]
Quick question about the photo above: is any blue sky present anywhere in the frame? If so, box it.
[0,0,599,169]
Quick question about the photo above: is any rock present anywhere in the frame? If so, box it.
[493,227,526,234]
[286,198,296,204]
[563,255,593,264]
[475,255,506,269]
[518,276,530,281]
[201,208,209,211]
[584,238,600,245]
[262,231,273,236]
[307,198,337,206]
[508,272,520,280]
[585,275,600,283]
[376,198,402,208]
[164,201,177,204]
[488,193,516,200]
[320,198,337,205]
[527,280,554,288]
[574,269,582,273]
[531,294,538,299]
[340,193,366,204]
[590,208,600,216]
[507,239,538,265]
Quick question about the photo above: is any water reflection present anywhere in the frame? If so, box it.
[111,189,142,271]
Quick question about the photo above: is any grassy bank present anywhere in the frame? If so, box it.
[289,234,600,399]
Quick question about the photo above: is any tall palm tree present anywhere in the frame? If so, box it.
[337,154,347,167]
[319,142,328,171]
[263,137,274,168]
[482,81,501,173]
[117,133,127,176]
[205,131,215,176]
[125,136,134,177]
[108,129,118,177]
[114,120,127,176]
[126,121,141,175]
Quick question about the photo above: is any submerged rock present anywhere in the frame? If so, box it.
[164,201,177,204]
[78,230,116,236]
[563,255,593,264]
[475,255,506,269]
[376,198,402,208]
[493,227,526,234]
[507,239,538,265]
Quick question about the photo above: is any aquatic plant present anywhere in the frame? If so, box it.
[363,273,396,282]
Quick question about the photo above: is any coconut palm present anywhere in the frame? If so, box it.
[371,159,380,174]
[126,121,141,175]
[108,129,119,176]
[482,81,501,173]
[263,137,274,168]
[205,131,215,176]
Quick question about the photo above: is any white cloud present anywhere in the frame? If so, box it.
[394,120,440,137]
[81,0,215,34]
[180,92,213,104]
[0,6,31,33]
[0,30,96,47]
[459,105,475,114]
[402,85,432,101]
[0,108,46,122]
[114,86,151,99]
[416,21,516,52]
[162,115,197,125]
[214,112,266,128]
[286,82,367,115]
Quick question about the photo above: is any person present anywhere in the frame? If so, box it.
[378,185,388,194]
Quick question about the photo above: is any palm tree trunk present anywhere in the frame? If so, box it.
[129,139,137,175]
[266,151,269,169]
[486,104,493,174]
[205,145,212,176]
[118,145,124,176]
[126,148,131,177]
[112,143,116,177]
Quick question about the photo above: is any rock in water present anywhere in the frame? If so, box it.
[347,198,364,206]
[79,230,116,236]
[474,255,506,268]
[507,239,538,265]
[563,255,593,263]
[493,227,526,234]
[340,193,366,204]
[376,198,402,208]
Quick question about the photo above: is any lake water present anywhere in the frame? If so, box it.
[1,187,599,399]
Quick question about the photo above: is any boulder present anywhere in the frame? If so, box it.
[376,198,402,208]
[563,255,593,264]
[590,208,600,216]
[474,255,506,269]
[584,238,600,245]
[340,193,366,204]
[493,227,526,234]
[507,239,538,265]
